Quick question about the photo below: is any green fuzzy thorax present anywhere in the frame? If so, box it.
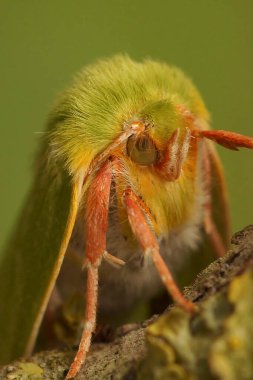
[46,55,209,175]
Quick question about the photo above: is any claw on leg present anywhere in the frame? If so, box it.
[103,251,126,267]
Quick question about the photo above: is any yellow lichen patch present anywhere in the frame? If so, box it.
[6,362,44,380]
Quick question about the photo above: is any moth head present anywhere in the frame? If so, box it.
[124,107,194,181]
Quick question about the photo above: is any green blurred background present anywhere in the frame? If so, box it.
[0,1,253,252]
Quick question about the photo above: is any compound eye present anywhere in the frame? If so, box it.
[126,135,159,165]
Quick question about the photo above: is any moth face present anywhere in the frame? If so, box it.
[124,118,192,182]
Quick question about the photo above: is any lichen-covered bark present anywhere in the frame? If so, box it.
[139,267,253,380]
[139,225,253,380]
[1,226,253,380]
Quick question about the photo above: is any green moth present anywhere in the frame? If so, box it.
[0,55,253,379]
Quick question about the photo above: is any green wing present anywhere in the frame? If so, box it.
[0,166,79,364]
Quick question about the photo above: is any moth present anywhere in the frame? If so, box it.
[0,55,253,379]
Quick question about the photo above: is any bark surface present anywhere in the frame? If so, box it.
[1,225,253,380]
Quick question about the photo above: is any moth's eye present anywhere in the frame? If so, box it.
[126,135,159,165]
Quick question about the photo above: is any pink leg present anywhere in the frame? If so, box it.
[178,103,253,151]
[179,106,252,256]
[203,145,226,258]
[66,266,98,379]
[66,160,112,379]
[122,188,197,313]
[155,127,191,180]
[192,129,253,150]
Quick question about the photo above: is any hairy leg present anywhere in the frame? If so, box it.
[202,145,227,257]
[122,187,196,313]
[155,127,191,180]
[66,160,112,379]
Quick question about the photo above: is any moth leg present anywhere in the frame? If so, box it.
[192,129,253,150]
[122,187,197,313]
[66,160,113,379]
[203,145,226,257]
[155,127,191,181]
